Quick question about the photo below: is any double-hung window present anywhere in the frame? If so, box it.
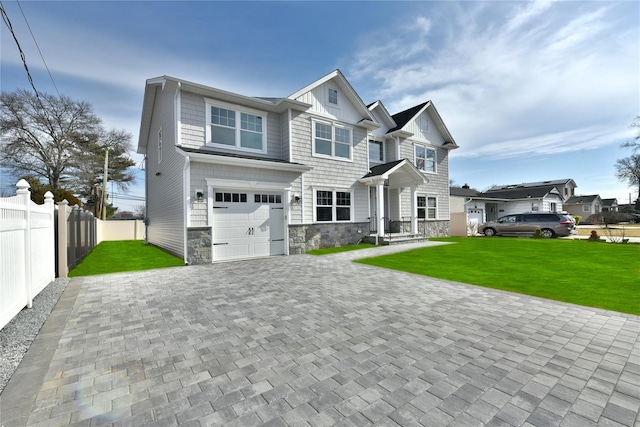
[417,196,437,219]
[315,190,352,222]
[313,121,352,160]
[415,145,436,173]
[369,140,384,164]
[207,101,266,152]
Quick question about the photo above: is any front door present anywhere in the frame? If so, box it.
[369,187,390,232]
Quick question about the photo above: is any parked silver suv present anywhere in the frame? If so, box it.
[479,212,576,238]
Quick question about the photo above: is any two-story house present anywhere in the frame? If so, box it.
[137,70,458,264]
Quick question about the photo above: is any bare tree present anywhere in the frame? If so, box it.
[615,154,640,208]
[0,89,134,196]
[622,115,640,151]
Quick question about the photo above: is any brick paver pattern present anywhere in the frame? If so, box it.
[1,243,639,426]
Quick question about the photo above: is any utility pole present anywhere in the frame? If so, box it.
[101,148,109,220]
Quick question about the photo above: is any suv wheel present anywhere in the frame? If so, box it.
[541,228,555,238]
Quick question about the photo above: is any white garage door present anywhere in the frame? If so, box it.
[212,191,285,261]
[467,208,484,224]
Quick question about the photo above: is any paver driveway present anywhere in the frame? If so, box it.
[1,243,639,426]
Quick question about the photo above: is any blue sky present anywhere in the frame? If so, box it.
[1,0,639,212]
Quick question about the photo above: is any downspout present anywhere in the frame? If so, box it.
[144,156,149,244]
[288,109,293,163]
[183,156,190,264]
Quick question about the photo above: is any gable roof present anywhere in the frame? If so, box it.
[489,179,576,191]
[480,185,561,200]
[287,69,376,125]
[359,159,427,188]
[138,76,311,154]
[602,198,618,207]
[450,186,481,197]
[367,100,397,130]
[387,101,458,149]
[565,195,601,204]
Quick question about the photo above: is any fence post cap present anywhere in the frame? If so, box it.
[44,191,54,201]
[16,179,30,192]
[58,199,69,206]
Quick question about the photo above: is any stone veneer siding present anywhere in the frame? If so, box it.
[187,226,211,265]
[288,222,370,254]
[419,220,450,237]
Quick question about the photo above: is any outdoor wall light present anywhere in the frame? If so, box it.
[293,194,301,204]
[196,189,204,202]
[155,172,161,176]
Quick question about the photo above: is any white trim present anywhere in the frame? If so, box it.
[311,119,353,161]
[414,143,437,174]
[368,138,385,165]
[312,187,354,223]
[175,83,181,147]
[205,99,268,154]
[206,178,292,192]
[183,157,190,263]
[417,194,438,220]
[177,148,311,173]
[327,86,339,108]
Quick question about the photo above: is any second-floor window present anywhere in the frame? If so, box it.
[415,145,436,173]
[207,102,266,153]
[369,140,384,163]
[313,120,352,160]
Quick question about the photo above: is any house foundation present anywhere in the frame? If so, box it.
[288,222,370,254]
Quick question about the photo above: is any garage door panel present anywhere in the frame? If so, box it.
[211,191,285,261]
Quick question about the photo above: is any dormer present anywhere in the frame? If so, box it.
[388,101,458,150]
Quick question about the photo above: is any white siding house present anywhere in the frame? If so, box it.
[137,70,458,264]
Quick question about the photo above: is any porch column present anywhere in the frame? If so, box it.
[411,185,418,234]
[377,182,385,238]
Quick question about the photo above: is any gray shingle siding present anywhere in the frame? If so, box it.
[145,87,186,259]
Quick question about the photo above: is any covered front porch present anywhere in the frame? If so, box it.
[359,159,428,241]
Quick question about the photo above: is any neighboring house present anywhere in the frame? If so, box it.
[137,70,458,264]
[450,185,482,223]
[450,179,574,224]
[601,198,618,212]
[564,195,603,217]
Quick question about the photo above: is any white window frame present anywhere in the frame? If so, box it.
[205,99,267,154]
[158,127,162,164]
[328,87,338,106]
[582,205,591,213]
[312,120,353,161]
[369,139,385,164]
[414,144,436,173]
[313,188,353,223]
[421,115,430,133]
[417,195,438,220]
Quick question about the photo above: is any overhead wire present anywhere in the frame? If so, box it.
[15,0,61,97]
[0,0,41,98]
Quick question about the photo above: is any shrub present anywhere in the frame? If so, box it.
[532,228,543,239]
[572,215,582,225]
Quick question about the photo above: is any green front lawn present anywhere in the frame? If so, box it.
[69,240,184,277]
[355,237,640,315]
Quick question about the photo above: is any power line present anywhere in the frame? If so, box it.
[15,0,60,97]
[0,0,40,98]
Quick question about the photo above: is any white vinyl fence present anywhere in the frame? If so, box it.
[0,179,55,330]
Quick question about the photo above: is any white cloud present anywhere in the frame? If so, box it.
[348,1,639,158]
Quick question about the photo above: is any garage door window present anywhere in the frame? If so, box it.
[254,194,282,204]
[215,192,247,203]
